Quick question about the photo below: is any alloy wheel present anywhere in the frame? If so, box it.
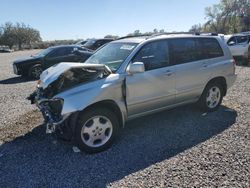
[206,86,221,109]
[81,116,113,148]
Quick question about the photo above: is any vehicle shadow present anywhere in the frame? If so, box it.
[0,105,237,187]
[0,76,35,84]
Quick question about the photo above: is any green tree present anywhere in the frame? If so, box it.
[0,22,16,49]
[0,22,41,49]
[190,0,250,34]
[189,24,203,33]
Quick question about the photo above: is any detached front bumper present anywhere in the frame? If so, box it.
[28,90,71,133]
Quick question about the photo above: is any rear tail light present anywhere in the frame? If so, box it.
[232,59,237,66]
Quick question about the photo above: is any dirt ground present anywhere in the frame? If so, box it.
[0,50,249,187]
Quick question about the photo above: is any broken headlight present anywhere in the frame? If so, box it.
[48,98,64,116]
[39,98,64,117]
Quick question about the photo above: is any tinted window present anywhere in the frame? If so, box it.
[169,38,223,65]
[169,38,202,65]
[94,40,105,48]
[227,37,236,46]
[200,38,224,59]
[133,40,169,71]
[48,47,73,58]
[236,36,248,44]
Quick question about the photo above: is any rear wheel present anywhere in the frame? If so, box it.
[74,108,120,153]
[198,82,223,112]
[246,48,250,66]
[29,64,43,79]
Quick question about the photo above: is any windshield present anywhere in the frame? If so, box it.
[82,39,96,49]
[34,48,54,57]
[84,42,138,72]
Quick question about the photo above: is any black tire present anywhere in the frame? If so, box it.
[28,64,43,79]
[245,48,250,66]
[198,82,224,112]
[74,108,120,153]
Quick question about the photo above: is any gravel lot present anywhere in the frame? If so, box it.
[0,51,249,187]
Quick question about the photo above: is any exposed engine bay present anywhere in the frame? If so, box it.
[27,63,112,134]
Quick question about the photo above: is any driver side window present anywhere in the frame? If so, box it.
[48,47,73,58]
[133,40,169,71]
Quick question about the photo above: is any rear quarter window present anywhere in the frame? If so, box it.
[236,36,248,44]
[169,38,203,65]
[199,38,224,59]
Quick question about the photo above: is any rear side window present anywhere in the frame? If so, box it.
[133,40,169,71]
[169,38,202,65]
[200,38,224,59]
[236,36,248,44]
[169,38,224,65]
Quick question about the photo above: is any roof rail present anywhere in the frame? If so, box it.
[116,34,151,40]
[116,32,220,41]
[151,32,218,37]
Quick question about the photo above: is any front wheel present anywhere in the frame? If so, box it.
[74,108,120,153]
[29,64,43,79]
[198,82,223,112]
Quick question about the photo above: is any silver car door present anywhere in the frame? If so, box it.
[125,40,176,117]
[172,38,224,103]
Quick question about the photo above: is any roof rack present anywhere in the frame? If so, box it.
[116,32,219,41]
[116,34,151,40]
[151,32,218,37]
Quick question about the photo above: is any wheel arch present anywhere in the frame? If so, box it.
[74,99,125,128]
[205,76,227,96]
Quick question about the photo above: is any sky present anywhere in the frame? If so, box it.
[0,0,220,41]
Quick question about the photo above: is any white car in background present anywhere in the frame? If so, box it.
[225,33,250,65]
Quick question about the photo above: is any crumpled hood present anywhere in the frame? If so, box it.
[40,62,111,89]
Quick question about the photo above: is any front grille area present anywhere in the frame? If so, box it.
[13,64,18,74]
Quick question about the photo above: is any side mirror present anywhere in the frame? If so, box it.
[127,62,145,74]
[228,41,236,46]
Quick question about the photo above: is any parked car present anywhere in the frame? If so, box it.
[75,40,87,46]
[28,34,236,153]
[0,46,13,53]
[13,45,93,79]
[80,38,114,51]
[225,33,250,65]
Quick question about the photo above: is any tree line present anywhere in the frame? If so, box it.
[189,0,250,33]
[0,22,41,50]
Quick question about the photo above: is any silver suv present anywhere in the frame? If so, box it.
[29,34,236,153]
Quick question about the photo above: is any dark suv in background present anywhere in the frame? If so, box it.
[13,45,92,79]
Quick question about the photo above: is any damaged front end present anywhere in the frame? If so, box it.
[28,89,67,133]
[27,63,111,134]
